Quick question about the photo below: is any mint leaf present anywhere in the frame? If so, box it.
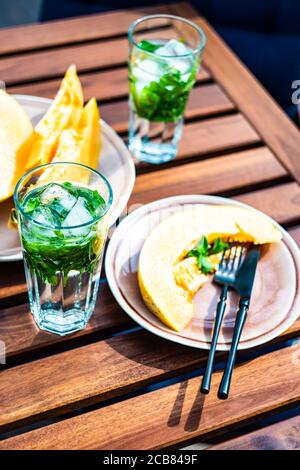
[186,236,228,275]
[129,58,199,122]
[139,40,161,53]
[187,236,208,258]
[209,239,228,255]
[196,236,208,255]
[197,256,214,274]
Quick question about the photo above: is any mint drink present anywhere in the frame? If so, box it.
[128,16,205,164]
[129,39,198,122]
[21,182,106,286]
[15,163,112,336]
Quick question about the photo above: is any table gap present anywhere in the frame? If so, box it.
[213,174,292,199]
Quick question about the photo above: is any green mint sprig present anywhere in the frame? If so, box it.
[186,236,228,274]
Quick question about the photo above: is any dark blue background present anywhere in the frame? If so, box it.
[40,0,300,124]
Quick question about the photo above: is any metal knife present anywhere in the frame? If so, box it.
[218,246,261,400]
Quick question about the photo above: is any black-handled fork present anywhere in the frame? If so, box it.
[218,246,261,399]
[201,243,246,395]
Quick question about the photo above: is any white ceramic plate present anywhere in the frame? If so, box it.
[0,95,135,262]
[105,195,300,350]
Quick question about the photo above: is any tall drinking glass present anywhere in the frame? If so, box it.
[128,14,206,164]
[14,162,113,336]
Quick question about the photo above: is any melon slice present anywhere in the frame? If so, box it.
[0,90,34,202]
[26,64,83,168]
[36,98,100,186]
[138,205,282,331]
[83,98,101,169]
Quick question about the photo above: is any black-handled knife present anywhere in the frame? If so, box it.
[218,246,261,400]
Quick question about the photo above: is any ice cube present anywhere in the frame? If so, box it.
[62,197,93,237]
[155,39,188,57]
[40,183,77,218]
[40,183,76,210]
[155,39,193,76]
[29,206,61,238]
[131,58,165,93]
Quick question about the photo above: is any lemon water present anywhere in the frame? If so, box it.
[19,182,107,335]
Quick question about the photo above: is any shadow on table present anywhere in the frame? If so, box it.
[168,380,206,432]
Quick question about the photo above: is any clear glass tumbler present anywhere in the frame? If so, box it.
[128,14,206,164]
[14,162,113,336]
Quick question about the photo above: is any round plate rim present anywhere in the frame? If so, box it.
[0,94,135,262]
[105,194,300,351]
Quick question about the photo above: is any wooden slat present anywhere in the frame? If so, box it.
[101,84,234,133]
[0,331,202,432]
[130,147,287,205]
[0,283,130,358]
[0,261,26,302]
[0,5,172,55]
[1,343,299,449]
[8,67,210,101]
[1,300,300,434]
[235,182,300,225]
[208,415,300,450]
[175,114,259,160]
[169,3,300,184]
[0,29,176,85]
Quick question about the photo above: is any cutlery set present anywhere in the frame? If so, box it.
[201,243,261,399]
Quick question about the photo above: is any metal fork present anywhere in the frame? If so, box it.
[201,242,246,395]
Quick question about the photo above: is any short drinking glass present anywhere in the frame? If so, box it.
[14,162,113,336]
[128,14,206,164]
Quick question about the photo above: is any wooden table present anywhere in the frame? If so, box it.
[0,2,300,451]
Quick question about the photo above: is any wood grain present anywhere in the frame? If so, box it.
[130,147,287,206]
[0,5,172,55]
[208,415,300,450]
[175,114,260,161]
[0,331,202,432]
[0,261,26,302]
[0,29,176,85]
[169,3,300,184]
[1,343,299,449]
[0,308,300,434]
[8,67,210,102]
[235,182,300,225]
[0,283,130,358]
